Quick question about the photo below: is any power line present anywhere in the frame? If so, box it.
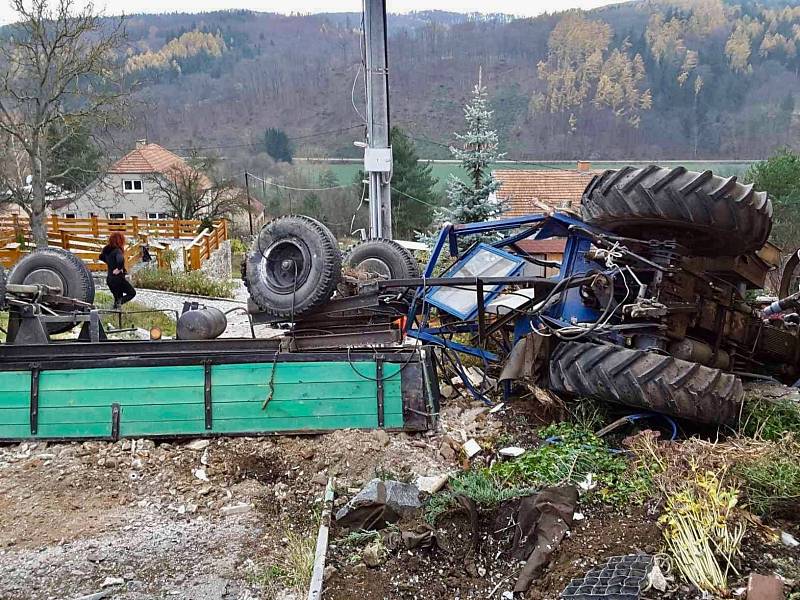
[241,171,357,193]
[165,125,364,153]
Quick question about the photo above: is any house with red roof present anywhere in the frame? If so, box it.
[492,161,598,275]
[59,140,214,220]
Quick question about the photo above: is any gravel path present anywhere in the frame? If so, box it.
[98,280,283,339]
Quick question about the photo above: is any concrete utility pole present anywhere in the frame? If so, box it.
[363,0,392,239]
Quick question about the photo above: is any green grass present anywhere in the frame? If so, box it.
[739,396,800,441]
[735,439,800,516]
[95,291,177,337]
[423,423,653,525]
[488,423,652,506]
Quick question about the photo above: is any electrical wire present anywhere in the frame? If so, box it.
[242,171,357,192]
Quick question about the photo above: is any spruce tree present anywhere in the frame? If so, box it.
[390,127,438,239]
[436,77,505,228]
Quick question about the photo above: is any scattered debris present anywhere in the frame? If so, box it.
[747,573,785,600]
[335,479,421,530]
[415,474,449,495]
[780,531,799,548]
[499,446,526,458]
[220,502,253,516]
[511,486,578,592]
[185,439,211,451]
[99,576,124,588]
[560,554,655,599]
[463,439,482,458]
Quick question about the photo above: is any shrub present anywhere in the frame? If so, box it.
[132,267,235,298]
[230,237,249,254]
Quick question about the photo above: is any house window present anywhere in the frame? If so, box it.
[108,212,126,220]
[63,213,77,219]
[147,212,172,220]
[122,179,143,193]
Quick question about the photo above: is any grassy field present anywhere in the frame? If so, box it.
[317,160,756,191]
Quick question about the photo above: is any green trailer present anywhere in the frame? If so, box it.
[0,339,438,442]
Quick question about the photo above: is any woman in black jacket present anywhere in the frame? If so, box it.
[99,232,136,308]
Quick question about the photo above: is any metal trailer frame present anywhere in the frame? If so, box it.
[403,212,610,361]
[0,339,438,442]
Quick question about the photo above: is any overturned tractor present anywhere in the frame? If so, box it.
[244,165,797,426]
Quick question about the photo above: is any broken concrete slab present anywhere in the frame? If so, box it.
[335,479,421,529]
[499,447,526,458]
[747,574,784,600]
[463,439,481,458]
[415,474,449,494]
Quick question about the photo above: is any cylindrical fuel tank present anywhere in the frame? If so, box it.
[177,306,227,340]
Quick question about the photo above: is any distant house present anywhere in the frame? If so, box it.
[492,161,598,274]
[60,140,213,220]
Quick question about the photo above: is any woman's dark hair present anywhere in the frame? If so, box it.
[108,232,126,249]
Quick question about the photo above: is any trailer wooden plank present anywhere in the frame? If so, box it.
[211,382,378,403]
[39,366,204,391]
[212,362,389,385]
[213,398,394,419]
[0,408,29,425]
[39,388,204,408]
[121,419,207,437]
[0,391,30,409]
[36,421,111,438]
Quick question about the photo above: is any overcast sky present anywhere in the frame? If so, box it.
[0,1,628,24]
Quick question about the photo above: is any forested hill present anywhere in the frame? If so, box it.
[118,1,800,162]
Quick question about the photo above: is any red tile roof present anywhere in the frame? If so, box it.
[516,239,567,254]
[109,143,186,174]
[109,143,214,189]
[494,169,598,217]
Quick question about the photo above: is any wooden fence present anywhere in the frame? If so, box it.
[0,215,216,240]
[0,216,228,272]
[184,219,228,271]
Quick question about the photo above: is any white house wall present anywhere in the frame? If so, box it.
[61,174,174,218]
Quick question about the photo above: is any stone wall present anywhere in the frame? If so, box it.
[200,240,232,281]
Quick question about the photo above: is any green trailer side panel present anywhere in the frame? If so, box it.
[0,372,30,438]
[0,357,424,440]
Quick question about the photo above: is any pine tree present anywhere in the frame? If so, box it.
[264,128,293,163]
[389,127,438,239]
[435,75,505,229]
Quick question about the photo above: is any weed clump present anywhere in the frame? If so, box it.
[734,437,800,516]
[740,396,800,441]
[132,267,235,298]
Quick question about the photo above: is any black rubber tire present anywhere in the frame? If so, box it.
[581,165,772,256]
[9,248,96,334]
[344,239,421,280]
[244,215,341,318]
[549,341,742,425]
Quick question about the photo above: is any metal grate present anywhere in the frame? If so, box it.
[559,554,654,600]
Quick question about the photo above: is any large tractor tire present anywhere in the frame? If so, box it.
[9,248,96,334]
[344,239,420,280]
[244,215,341,318]
[582,165,772,256]
[549,341,742,425]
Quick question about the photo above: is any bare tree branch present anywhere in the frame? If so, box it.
[0,0,130,246]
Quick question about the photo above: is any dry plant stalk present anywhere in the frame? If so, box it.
[627,433,748,596]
